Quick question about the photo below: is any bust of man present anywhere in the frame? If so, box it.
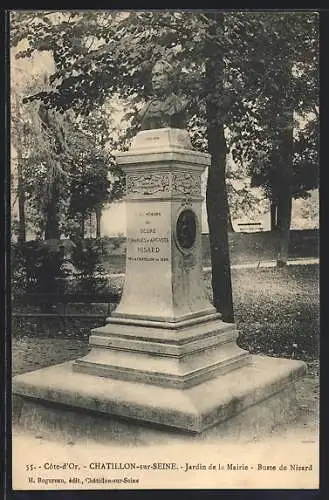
[138,60,188,130]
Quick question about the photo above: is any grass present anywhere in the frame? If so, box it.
[12,264,319,377]
[230,265,319,375]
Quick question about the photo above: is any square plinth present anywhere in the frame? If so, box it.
[13,355,306,434]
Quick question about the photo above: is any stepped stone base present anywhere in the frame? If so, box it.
[13,355,306,436]
[72,316,250,389]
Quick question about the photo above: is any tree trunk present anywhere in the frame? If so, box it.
[276,108,294,267]
[44,182,60,240]
[270,200,278,231]
[39,70,64,242]
[276,187,292,267]
[204,13,234,323]
[95,204,102,238]
[227,211,235,232]
[17,184,26,242]
[80,215,85,240]
[17,159,26,243]
[14,94,26,243]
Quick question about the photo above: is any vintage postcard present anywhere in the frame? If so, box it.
[9,10,319,491]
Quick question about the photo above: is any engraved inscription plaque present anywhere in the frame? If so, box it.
[172,173,200,196]
[126,173,170,196]
[176,209,197,250]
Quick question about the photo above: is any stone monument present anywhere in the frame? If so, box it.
[12,61,306,437]
[72,126,250,393]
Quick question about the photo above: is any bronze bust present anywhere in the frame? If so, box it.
[138,60,188,130]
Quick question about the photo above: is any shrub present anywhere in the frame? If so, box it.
[70,238,108,294]
[11,237,123,299]
[11,240,70,296]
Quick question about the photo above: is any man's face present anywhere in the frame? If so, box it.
[151,66,169,95]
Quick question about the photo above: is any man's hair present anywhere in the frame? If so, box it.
[152,59,174,75]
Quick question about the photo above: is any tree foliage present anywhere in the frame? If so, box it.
[228,13,319,199]
[11,70,124,240]
[12,11,318,203]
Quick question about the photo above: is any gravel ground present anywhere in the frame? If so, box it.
[12,336,90,376]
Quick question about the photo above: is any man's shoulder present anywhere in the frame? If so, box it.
[166,92,187,107]
[166,92,180,102]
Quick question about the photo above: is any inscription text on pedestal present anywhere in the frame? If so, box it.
[127,207,170,264]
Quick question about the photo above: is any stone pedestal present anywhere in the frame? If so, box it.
[72,128,249,388]
[12,128,306,435]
